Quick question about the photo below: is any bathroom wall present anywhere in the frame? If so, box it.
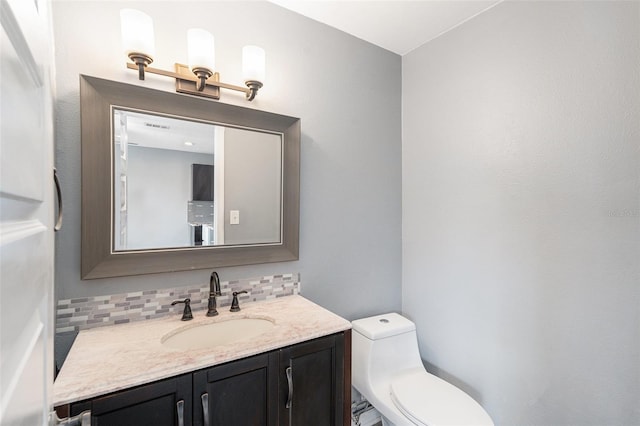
[223,127,281,245]
[125,146,211,249]
[52,1,402,319]
[402,2,639,425]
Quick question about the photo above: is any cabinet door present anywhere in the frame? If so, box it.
[279,334,345,426]
[70,374,192,426]
[193,352,278,426]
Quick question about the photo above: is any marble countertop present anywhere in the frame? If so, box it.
[53,295,351,406]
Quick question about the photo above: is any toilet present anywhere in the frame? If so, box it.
[351,313,494,426]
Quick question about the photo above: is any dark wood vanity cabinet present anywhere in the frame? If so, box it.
[279,334,345,426]
[66,331,350,426]
[193,352,279,426]
[69,374,192,426]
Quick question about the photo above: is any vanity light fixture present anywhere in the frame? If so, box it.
[120,9,265,101]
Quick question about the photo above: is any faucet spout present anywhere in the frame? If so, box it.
[206,271,221,316]
[210,271,221,295]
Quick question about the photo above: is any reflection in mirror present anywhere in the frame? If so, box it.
[112,108,282,251]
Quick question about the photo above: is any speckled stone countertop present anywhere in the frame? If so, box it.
[53,295,351,406]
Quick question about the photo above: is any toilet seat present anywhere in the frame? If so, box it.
[390,371,493,426]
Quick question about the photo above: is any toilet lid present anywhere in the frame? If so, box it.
[390,371,493,426]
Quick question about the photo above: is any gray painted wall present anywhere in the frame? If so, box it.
[402,2,639,425]
[52,1,402,319]
[126,146,212,250]
[223,127,281,245]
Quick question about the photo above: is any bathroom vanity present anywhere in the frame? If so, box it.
[54,296,351,425]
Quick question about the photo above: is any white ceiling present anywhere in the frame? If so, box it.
[114,109,216,154]
[268,0,502,55]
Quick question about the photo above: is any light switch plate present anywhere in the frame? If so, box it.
[230,210,240,225]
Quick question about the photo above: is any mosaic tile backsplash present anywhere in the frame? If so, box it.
[56,273,300,333]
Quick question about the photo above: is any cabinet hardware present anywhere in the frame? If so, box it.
[201,393,210,426]
[49,409,90,426]
[177,400,184,426]
[285,366,293,409]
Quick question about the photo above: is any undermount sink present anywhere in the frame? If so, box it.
[161,317,275,350]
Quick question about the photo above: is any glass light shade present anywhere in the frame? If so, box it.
[187,28,215,71]
[242,45,265,83]
[120,9,155,57]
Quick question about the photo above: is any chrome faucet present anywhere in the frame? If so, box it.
[206,271,221,316]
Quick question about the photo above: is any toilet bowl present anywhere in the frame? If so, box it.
[351,313,493,426]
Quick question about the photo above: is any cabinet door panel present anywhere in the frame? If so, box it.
[194,353,278,426]
[70,374,191,426]
[280,334,345,426]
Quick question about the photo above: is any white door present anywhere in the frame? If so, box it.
[0,0,56,424]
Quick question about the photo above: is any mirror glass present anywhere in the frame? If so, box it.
[112,108,283,251]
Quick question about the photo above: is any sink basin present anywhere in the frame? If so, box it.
[161,317,275,350]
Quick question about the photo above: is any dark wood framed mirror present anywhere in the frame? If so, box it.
[80,75,299,279]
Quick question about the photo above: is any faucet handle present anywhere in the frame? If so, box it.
[171,298,194,321]
[230,291,248,312]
